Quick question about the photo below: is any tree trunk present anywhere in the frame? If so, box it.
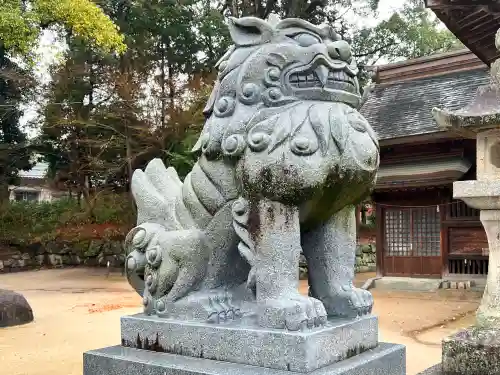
[160,41,166,129]
[0,181,10,206]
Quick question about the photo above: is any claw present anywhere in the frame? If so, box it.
[218,295,231,313]
[207,312,219,324]
[318,315,327,325]
[299,320,309,331]
[306,318,314,329]
[313,316,322,327]
[218,311,227,321]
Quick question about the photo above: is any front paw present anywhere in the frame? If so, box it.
[321,287,373,318]
[125,224,177,298]
[258,294,327,331]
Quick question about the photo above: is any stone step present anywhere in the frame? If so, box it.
[84,342,406,375]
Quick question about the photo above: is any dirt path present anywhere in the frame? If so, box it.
[0,269,480,375]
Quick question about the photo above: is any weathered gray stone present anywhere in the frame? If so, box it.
[10,253,21,260]
[0,289,34,327]
[47,254,62,266]
[121,314,378,372]
[87,240,103,257]
[84,14,404,375]
[84,343,405,375]
[441,327,500,375]
[44,241,60,254]
[123,15,379,330]
[34,255,44,266]
[11,258,25,268]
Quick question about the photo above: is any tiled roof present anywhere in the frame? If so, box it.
[360,68,491,141]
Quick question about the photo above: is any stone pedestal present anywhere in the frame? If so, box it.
[477,210,500,327]
[451,186,500,327]
[84,314,406,375]
[417,327,500,375]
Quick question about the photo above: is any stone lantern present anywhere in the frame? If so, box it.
[421,29,500,375]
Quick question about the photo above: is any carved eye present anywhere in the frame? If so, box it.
[292,33,321,47]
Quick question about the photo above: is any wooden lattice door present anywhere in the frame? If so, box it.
[382,206,442,277]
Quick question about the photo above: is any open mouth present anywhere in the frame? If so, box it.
[289,68,356,90]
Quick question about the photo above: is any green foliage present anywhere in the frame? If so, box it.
[0,44,33,203]
[27,0,461,229]
[0,194,134,244]
[35,0,226,206]
[351,0,462,66]
[0,198,80,244]
[0,0,126,57]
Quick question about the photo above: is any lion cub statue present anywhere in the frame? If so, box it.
[124,15,379,331]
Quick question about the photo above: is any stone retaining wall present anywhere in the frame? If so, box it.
[355,243,376,273]
[0,240,125,273]
[299,243,376,280]
[1,241,377,275]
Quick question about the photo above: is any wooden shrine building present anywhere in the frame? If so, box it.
[361,49,490,279]
[358,1,500,279]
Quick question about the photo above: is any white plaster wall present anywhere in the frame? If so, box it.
[8,185,54,203]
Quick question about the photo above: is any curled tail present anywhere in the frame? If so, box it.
[125,159,209,305]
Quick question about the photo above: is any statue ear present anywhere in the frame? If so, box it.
[227,17,273,46]
[202,80,220,117]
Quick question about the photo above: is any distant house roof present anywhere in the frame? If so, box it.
[360,49,491,144]
[19,162,48,179]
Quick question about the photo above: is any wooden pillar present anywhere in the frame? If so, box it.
[375,202,384,277]
[439,188,451,278]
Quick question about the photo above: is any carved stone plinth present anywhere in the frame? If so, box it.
[120,314,378,372]
[83,313,405,375]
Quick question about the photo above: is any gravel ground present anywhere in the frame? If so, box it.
[0,268,480,375]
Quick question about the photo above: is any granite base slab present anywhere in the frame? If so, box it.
[440,326,500,375]
[120,314,378,373]
[84,342,406,375]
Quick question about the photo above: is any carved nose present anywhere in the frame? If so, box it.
[327,40,352,63]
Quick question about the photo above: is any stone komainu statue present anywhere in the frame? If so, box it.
[124,16,379,331]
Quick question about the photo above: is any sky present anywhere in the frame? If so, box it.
[19,0,409,134]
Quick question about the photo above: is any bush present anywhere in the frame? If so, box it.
[0,193,135,245]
